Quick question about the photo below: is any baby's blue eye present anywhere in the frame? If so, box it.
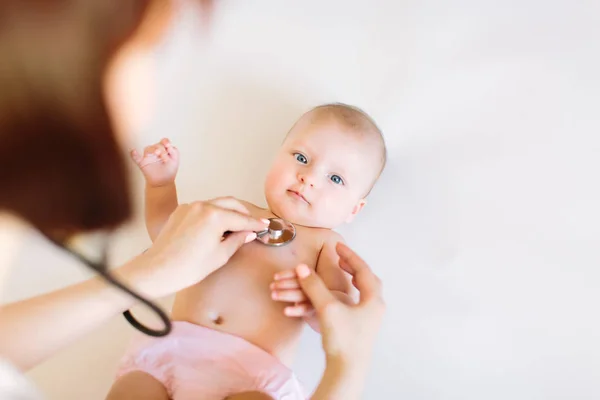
[295,153,308,164]
[330,175,344,185]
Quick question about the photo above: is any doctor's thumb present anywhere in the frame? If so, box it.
[296,264,337,312]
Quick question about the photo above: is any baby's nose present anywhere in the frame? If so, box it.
[299,173,316,187]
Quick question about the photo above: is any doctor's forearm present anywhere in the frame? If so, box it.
[310,356,369,400]
[0,255,148,371]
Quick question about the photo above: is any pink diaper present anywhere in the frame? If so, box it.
[115,321,307,400]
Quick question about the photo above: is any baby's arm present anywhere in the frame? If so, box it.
[130,138,180,242]
[305,233,358,332]
[144,183,178,242]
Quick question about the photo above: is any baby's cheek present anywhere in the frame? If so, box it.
[266,167,288,191]
[320,197,355,224]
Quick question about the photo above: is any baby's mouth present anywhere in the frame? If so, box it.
[287,190,309,204]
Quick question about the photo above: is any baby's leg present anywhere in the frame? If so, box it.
[105,371,169,400]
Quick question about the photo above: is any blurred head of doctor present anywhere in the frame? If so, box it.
[0,0,213,237]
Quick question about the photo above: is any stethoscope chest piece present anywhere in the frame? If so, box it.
[256,218,296,246]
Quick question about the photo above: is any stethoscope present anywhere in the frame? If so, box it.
[243,217,296,247]
[49,217,296,338]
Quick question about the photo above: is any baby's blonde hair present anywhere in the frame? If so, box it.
[309,103,386,178]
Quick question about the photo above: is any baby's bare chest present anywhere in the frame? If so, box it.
[188,202,328,300]
[223,205,325,276]
[225,228,321,279]
[181,225,322,313]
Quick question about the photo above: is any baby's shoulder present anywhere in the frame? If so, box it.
[304,227,343,251]
[232,199,265,215]
[321,228,343,242]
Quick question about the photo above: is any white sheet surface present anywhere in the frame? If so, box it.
[3,1,599,398]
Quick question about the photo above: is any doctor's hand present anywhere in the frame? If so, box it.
[285,243,385,366]
[124,197,269,299]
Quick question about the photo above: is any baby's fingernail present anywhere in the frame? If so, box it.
[297,264,311,279]
[245,233,257,243]
[271,292,278,299]
[261,218,270,225]
[284,308,293,316]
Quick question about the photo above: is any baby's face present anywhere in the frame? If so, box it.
[264,117,381,229]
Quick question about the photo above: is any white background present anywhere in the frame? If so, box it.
[3,0,599,399]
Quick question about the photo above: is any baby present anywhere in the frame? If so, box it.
[114,103,386,399]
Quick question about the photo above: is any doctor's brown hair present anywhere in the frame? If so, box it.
[0,1,155,235]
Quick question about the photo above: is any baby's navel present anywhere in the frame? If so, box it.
[208,311,223,325]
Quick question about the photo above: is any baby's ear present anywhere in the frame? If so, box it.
[345,199,367,223]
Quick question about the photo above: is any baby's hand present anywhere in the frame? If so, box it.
[130,138,180,187]
[271,270,315,317]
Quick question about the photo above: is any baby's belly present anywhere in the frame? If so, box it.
[170,250,309,365]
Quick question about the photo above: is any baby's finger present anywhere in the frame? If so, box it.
[270,278,300,290]
[284,302,314,317]
[159,151,170,162]
[161,139,178,158]
[163,139,178,154]
[147,143,167,156]
[144,144,159,155]
[273,270,296,281]
[167,145,180,160]
[130,149,143,165]
[271,289,308,303]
